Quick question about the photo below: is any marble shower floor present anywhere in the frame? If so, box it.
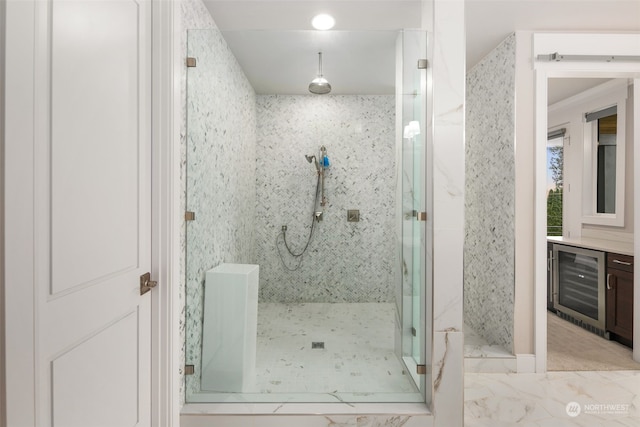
[464,323,513,358]
[190,302,422,403]
[464,323,517,373]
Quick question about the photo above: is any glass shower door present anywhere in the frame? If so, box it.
[400,29,428,395]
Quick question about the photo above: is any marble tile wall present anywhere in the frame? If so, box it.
[255,95,397,303]
[464,33,516,352]
[181,11,258,399]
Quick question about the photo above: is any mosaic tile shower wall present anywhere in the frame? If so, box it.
[464,33,515,351]
[255,95,397,303]
[184,27,257,397]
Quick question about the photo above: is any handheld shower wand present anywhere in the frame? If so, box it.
[305,154,320,173]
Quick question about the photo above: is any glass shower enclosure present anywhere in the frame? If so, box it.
[184,27,430,404]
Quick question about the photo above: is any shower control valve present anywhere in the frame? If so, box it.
[347,210,360,222]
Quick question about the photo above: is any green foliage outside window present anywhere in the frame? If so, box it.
[547,146,563,236]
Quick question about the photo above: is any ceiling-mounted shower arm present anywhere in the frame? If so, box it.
[309,52,332,95]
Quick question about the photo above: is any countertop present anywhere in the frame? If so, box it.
[547,236,634,256]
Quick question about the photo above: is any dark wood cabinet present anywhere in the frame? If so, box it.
[606,253,634,346]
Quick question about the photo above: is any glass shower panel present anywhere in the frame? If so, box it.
[400,29,428,395]
[184,28,259,402]
[185,28,219,403]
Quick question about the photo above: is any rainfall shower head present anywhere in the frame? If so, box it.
[309,52,331,95]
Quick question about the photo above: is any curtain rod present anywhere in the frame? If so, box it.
[547,128,566,140]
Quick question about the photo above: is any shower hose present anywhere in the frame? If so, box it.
[276,172,322,271]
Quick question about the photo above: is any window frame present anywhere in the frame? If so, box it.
[582,91,627,227]
[546,128,566,236]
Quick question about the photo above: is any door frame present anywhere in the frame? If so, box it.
[150,0,182,425]
[4,1,38,423]
[2,1,181,425]
[0,0,6,423]
[533,33,640,373]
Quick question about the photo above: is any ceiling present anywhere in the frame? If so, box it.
[202,0,640,98]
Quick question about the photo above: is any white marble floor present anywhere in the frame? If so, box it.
[465,371,640,426]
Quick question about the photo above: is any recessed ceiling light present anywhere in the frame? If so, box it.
[312,14,335,30]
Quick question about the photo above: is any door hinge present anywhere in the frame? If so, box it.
[416,364,427,375]
[186,57,197,68]
[185,365,195,375]
[185,211,196,221]
[140,272,158,296]
[417,59,428,69]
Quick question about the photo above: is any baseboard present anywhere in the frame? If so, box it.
[516,354,536,373]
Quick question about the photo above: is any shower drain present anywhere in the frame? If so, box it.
[311,342,325,349]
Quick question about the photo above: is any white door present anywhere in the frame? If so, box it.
[5,0,153,425]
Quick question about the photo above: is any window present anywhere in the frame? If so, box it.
[582,98,626,227]
[546,129,565,236]
[593,111,617,214]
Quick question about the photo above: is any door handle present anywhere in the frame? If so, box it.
[612,259,632,266]
[606,273,613,290]
[140,272,158,295]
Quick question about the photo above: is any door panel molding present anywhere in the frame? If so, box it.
[50,0,142,295]
[51,310,139,427]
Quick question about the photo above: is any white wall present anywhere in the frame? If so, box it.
[513,31,536,355]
